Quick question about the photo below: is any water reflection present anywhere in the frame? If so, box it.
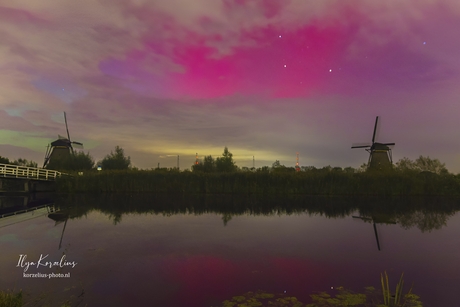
[2,193,459,241]
[54,194,460,233]
[352,215,396,250]
[1,193,459,307]
[48,211,69,250]
[0,194,56,229]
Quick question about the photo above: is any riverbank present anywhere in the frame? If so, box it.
[55,170,460,196]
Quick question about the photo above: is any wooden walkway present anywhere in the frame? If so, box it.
[0,163,61,182]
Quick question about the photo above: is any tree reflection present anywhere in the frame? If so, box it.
[397,210,452,233]
[53,194,460,233]
[222,213,232,226]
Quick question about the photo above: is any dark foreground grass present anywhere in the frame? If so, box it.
[0,290,22,307]
[56,169,460,196]
[212,272,422,307]
[2,272,423,307]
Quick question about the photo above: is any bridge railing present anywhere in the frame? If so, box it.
[0,163,61,181]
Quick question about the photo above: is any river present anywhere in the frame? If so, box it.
[1,194,459,306]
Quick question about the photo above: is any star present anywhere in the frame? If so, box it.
[284,64,287,68]
[423,41,426,45]
[279,35,282,38]
[329,69,332,72]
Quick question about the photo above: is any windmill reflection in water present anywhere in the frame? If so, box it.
[48,210,69,250]
[352,214,396,251]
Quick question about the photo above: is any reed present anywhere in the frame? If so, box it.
[380,271,421,307]
[0,290,22,307]
[55,169,460,196]
[216,272,423,307]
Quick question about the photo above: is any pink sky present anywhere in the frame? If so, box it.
[1,0,460,171]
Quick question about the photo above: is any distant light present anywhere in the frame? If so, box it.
[78,172,83,176]
[97,166,102,171]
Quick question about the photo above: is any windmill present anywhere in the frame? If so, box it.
[351,116,395,170]
[43,112,83,168]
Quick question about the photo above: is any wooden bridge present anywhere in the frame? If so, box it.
[0,163,61,181]
[0,163,62,193]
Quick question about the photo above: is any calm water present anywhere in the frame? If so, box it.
[0,194,459,306]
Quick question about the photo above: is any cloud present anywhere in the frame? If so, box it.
[0,0,459,171]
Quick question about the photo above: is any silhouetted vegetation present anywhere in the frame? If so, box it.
[0,290,22,307]
[3,149,459,197]
[56,166,460,196]
[395,155,448,175]
[0,156,37,167]
[192,155,216,173]
[0,288,82,307]
[211,275,423,307]
[99,145,131,170]
[46,151,94,172]
[192,147,237,173]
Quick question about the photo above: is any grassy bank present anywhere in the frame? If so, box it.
[56,169,460,196]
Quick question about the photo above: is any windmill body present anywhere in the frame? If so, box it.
[43,112,83,169]
[352,116,395,170]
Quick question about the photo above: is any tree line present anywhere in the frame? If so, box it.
[0,145,131,172]
[0,157,38,168]
[0,146,453,175]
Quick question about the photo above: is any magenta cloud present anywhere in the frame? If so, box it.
[1,0,460,171]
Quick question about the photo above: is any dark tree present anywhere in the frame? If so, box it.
[46,151,94,171]
[192,155,215,173]
[395,156,449,175]
[215,147,237,172]
[415,155,448,175]
[0,156,10,164]
[11,158,38,168]
[100,146,131,170]
[256,166,270,173]
[271,160,295,173]
[272,160,281,169]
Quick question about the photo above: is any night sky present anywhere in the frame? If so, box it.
[1,0,459,172]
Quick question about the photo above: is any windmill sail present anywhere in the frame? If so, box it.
[351,116,395,170]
